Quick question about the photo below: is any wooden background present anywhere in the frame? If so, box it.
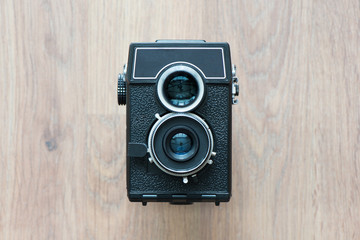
[1,0,359,239]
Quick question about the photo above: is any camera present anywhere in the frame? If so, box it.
[117,40,239,205]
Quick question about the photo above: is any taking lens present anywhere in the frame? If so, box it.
[163,126,199,162]
[164,73,198,107]
[148,113,214,176]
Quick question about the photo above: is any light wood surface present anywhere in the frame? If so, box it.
[1,0,359,239]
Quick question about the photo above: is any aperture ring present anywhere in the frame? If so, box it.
[148,113,214,177]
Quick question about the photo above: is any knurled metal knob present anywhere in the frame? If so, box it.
[117,74,126,105]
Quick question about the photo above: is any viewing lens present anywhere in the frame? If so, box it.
[170,133,192,155]
[157,65,205,112]
[164,72,198,107]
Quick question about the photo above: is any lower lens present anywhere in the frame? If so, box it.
[163,126,199,162]
[170,133,192,155]
[148,113,214,176]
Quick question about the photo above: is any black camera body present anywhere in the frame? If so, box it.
[118,40,238,205]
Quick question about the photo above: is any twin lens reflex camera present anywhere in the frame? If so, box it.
[117,40,239,205]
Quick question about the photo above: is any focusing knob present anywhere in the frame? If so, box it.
[117,73,126,105]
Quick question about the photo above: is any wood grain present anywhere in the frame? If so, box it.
[1,0,359,239]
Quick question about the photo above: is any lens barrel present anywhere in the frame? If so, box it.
[163,126,199,162]
[157,65,205,112]
[148,113,213,177]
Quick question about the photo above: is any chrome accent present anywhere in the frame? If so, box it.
[232,64,236,77]
[232,65,239,105]
[123,64,127,75]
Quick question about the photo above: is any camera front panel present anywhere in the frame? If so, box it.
[124,41,233,204]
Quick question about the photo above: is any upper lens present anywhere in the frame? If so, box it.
[157,65,205,112]
[164,73,198,107]
[170,133,192,155]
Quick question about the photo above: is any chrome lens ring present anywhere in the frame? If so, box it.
[148,113,214,177]
[157,65,205,112]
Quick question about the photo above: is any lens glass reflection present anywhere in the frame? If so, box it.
[170,133,192,155]
[165,73,198,107]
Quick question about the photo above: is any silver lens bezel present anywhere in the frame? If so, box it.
[148,113,214,177]
[157,65,205,112]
